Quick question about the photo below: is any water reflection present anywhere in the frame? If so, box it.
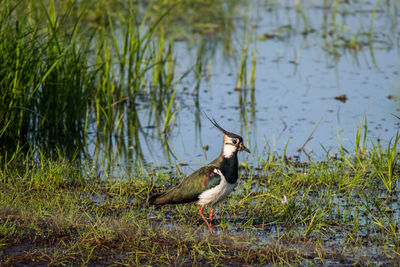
[1,0,399,175]
[96,0,399,175]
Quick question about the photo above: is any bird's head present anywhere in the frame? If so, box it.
[205,114,250,158]
[222,133,250,157]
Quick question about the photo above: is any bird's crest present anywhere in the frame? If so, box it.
[204,113,242,139]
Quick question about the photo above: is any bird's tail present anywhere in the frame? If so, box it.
[148,193,164,205]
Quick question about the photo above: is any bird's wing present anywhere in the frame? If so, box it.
[149,165,222,205]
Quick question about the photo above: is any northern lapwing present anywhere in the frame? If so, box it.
[149,116,250,233]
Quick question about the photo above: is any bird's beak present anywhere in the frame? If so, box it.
[240,143,251,153]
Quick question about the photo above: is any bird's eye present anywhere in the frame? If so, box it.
[232,139,237,145]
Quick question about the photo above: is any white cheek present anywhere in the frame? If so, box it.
[223,144,236,158]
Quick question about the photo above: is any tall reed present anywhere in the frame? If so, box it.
[0,1,92,161]
[0,0,181,167]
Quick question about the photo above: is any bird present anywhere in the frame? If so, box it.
[149,116,250,233]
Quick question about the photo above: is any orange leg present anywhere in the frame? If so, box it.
[199,206,215,234]
[209,208,214,225]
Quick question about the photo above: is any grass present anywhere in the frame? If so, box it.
[0,0,192,164]
[1,0,396,165]
[0,0,247,168]
[1,130,399,265]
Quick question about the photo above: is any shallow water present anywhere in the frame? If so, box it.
[86,0,400,173]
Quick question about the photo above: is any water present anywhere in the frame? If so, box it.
[86,0,400,173]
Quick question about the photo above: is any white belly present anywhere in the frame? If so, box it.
[197,169,237,206]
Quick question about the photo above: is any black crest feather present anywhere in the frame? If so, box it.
[203,113,242,139]
[204,113,228,135]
